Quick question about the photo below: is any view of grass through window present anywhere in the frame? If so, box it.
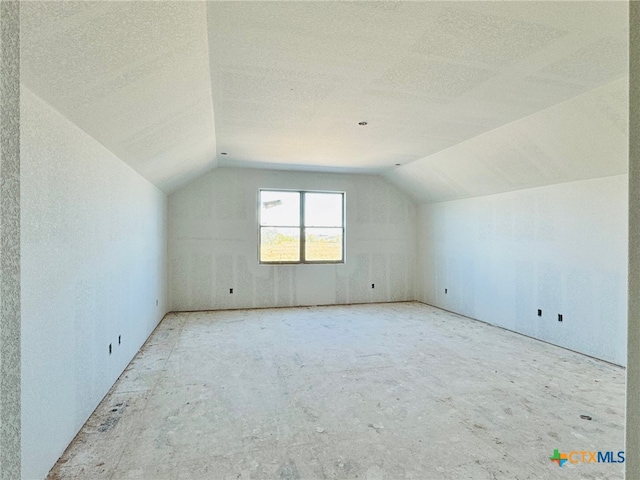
[260,190,344,263]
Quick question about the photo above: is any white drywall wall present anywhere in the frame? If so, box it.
[20,87,168,480]
[169,168,416,311]
[627,2,640,476]
[417,175,628,365]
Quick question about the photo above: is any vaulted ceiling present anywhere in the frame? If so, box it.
[20,1,629,200]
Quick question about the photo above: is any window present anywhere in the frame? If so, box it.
[259,189,345,264]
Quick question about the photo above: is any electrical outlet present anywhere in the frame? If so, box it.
[538,309,542,317]
[230,288,234,294]
[445,288,448,294]
[118,335,121,345]
[371,284,375,289]
[109,344,112,355]
[558,314,563,322]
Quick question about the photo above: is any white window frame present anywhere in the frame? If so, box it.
[258,189,345,265]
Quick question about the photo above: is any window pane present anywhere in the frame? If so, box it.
[305,228,343,262]
[260,191,300,227]
[304,193,343,227]
[260,227,300,262]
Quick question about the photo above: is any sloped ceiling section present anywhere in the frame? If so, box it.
[207,1,627,178]
[20,1,628,197]
[20,1,216,192]
[384,77,629,203]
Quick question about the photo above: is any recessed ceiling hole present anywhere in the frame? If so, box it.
[358,121,368,126]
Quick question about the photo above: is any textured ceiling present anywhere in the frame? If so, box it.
[20,1,628,197]
[385,77,629,203]
[20,1,216,192]
[208,1,627,177]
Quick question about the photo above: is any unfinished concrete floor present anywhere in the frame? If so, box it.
[48,302,625,480]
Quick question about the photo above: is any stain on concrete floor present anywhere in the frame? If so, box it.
[47,302,625,479]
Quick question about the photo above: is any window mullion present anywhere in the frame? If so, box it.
[299,191,305,263]
[342,193,345,262]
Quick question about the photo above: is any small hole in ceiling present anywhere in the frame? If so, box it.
[358,121,368,126]
[395,163,401,166]
[220,152,228,155]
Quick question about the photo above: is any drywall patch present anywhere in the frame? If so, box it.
[0,2,20,478]
[235,256,254,308]
[276,267,292,307]
[215,255,233,309]
[348,254,370,304]
[192,254,213,309]
[372,253,387,300]
[389,253,408,301]
[335,271,348,305]
[170,254,189,310]
[255,267,275,308]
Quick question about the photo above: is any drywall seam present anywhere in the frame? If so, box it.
[409,78,627,173]
[419,171,632,207]
[626,2,639,478]
[168,168,417,311]
[0,2,20,479]
[385,75,628,204]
